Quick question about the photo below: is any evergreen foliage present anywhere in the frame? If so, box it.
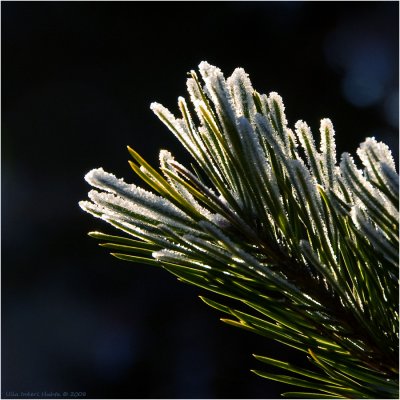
[80,62,399,398]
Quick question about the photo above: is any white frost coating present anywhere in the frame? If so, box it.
[152,249,185,262]
[81,198,160,241]
[79,200,105,218]
[152,249,211,269]
[198,61,237,129]
[84,168,190,222]
[187,97,220,160]
[104,217,174,248]
[218,194,229,207]
[186,76,203,104]
[268,92,288,125]
[267,92,289,147]
[295,120,323,184]
[287,159,317,203]
[198,126,228,180]
[159,149,174,169]
[209,213,231,229]
[98,192,207,238]
[88,189,199,235]
[352,207,398,266]
[340,153,398,229]
[254,113,286,161]
[319,118,337,188]
[85,167,125,193]
[177,97,200,141]
[259,93,271,115]
[189,97,207,123]
[177,97,200,145]
[285,127,299,152]
[183,233,236,265]
[81,190,158,234]
[357,138,398,192]
[253,112,276,159]
[80,201,163,242]
[177,118,201,159]
[198,61,215,79]
[340,153,380,205]
[381,162,399,194]
[150,102,194,154]
[139,165,159,185]
[227,67,256,119]
[87,191,164,233]
[178,96,224,174]
[286,159,325,234]
[237,116,281,210]
[180,119,210,167]
[367,222,398,261]
[350,205,367,230]
[265,166,282,208]
[238,117,266,167]
[357,137,396,173]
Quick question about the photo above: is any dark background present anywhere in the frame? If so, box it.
[2,1,398,399]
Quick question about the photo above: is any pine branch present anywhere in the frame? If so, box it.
[80,62,399,398]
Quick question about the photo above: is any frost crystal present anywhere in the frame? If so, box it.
[85,168,192,223]
[357,137,396,173]
[295,120,323,184]
[319,118,337,188]
[227,67,256,120]
[198,61,235,123]
[267,92,288,146]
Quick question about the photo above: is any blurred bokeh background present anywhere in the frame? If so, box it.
[2,2,398,398]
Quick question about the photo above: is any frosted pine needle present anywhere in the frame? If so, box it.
[80,62,399,399]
